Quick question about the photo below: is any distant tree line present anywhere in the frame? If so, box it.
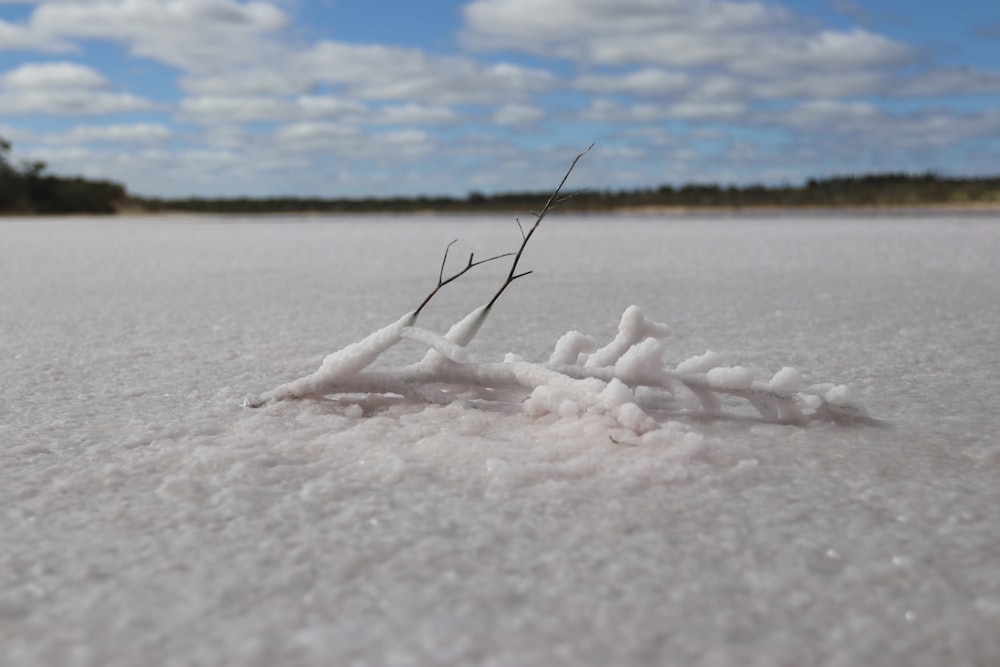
[0,137,128,214]
[140,172,1000,215]
[3,134,999,216]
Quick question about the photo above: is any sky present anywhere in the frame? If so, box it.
[1,0,999,199]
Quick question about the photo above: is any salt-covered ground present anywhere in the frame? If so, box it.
[2,213,999,666]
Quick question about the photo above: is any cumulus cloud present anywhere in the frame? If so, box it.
[372,103,461,126]
[28,0,290,70]
[766,101,1000,151]
[752,70,894,100]
[180,68,315,97]
[893,68,1000,97]
[180,45,555,104]
[576,69,690,97]
[1,61,108,89]
[178,94,461,126]
[463,0,786,59]
[169,45,556,147]
[0,16,69,52]
[2,0,998,196]
[463,0,914,105]
[580,98,746,123]
[179,95,367,124]
[272,122,436,161]
[0,62,153,115]
[49,123,173,144]
[462,0,910,69]
[492,103,545,126]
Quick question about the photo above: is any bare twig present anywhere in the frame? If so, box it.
[413,240,513,318]
[413,144,593,319]
[485,143,594,310]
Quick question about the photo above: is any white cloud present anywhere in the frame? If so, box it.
[29,0,290,70]
[291,96,368,119]
[801,29,908,69]
[752,70,893,100]
[0,16,70,51]
[50,123,172,144]
[299,42,556,104]
[580,98,666,123]
[463,0,914,103]
[178,95,460,127]
[778,99,886,127]
[0,61,153,115]
[2,0,998,197]
[766,101,1000,151]
[667,101,747,120]
[577,68,689,97]
[0,89,153,114]
[199,124,259,149]
[180,67,315,97]
[272,122,434,158]
[580,98,746,123]
[272,121,358,146]
[463,0,792,62]
[462,0,910,69]
[179,95,365,124]
[893,68,1000,97]
[372,103,460,125]
[176,38,556,116]
[492,103,545,126]
[1,61,107,88]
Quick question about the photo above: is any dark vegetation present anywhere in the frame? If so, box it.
[140,173,1000,215]
[0,138,128,214]
[2,135,998,216]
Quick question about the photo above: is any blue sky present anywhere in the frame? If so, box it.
[2,0,999,198]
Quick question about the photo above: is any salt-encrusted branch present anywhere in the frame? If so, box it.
[253,301,867,428]
[251,144,869,431]
[254,313,417,405]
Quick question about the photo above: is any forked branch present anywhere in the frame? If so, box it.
[413,240,514,318]
[486,143,594,310]
[412,144,593,318]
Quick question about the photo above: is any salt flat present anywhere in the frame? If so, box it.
[2,213,998,666]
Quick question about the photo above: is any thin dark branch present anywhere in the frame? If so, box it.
[438,239,458,284]
[485,143,594,310]
[414,241,514,318]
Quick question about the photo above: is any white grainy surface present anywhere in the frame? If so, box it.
[2,213,999,667]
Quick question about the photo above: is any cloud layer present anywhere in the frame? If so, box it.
[1,0,998,197]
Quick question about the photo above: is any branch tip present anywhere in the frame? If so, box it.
[416,144,593,319]
[485,145,592,310]
[438,239,458,282]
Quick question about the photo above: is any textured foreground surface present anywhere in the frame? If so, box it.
[3,213,999,666]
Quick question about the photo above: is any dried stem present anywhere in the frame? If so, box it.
[485,143,594,310]
[413,240,513,318]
